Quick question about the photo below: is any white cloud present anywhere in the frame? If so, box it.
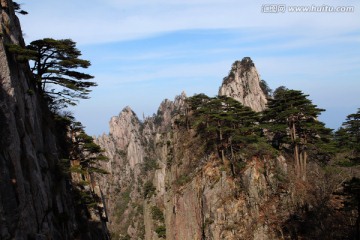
[20,0,360,45]
[18,0,360,135]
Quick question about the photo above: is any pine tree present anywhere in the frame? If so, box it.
[68,121,108,176]
[53,113,108,221]
[263,89,332,180]
[66,120,108,219]
[27,38,96,109]
[338,177,360,239]
[218,96,262,173]
[336,108,360,163]
[186,94,264,174]
[334,127,351,150]
[342,109,360,154]
[260,79,272,98]
[13,1,28,15]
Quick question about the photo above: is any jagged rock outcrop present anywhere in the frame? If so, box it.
[95,61,282,239]
[0,1,108,239]
[95,107,146,238]
[219,57,267,112]
[109,106,144,169]
[97,58,350,240]
[95,78,294,239]
[95,93,187,239]
[96,92,294,239]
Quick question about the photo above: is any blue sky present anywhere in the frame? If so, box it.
[19,0,360,136]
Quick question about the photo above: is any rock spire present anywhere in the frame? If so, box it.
[219,57,267,112]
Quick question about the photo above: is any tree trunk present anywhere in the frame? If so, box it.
[185,107,190,130]
[299,151,303,179]
[218,120,225,163]
[301,137,308,181]
[302,150,307,181]
[230,142,235,176]
[291,122,300,178]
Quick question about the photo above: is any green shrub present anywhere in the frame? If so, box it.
[154,111,163,125]
[26,89,34,95]
[143,181,156,198]
[337,160,357,167]
[151,206,164,222]
[235,161,247,172]
[155,225,166,238]
[205,217,214,226]
[175,175,191,186]
[116,149,127,158]
[142,157,158,173]
[114,187,131,220]
[166,156,173,168]
[120,234,131,240]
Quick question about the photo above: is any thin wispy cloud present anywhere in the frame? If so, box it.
[20,0,360,44]
[18,0,360,135]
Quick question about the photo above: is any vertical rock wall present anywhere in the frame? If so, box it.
[0,1,107,239]
[95,107,146,238]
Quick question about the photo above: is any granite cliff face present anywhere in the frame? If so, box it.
[3,1,337,239]
[95,61,304,239]
[95,107,146,238]
[95,93,187,239]
[0,1,107,239]
[95,56,357,239]
[0,2,74,238]
[219,57,267,112]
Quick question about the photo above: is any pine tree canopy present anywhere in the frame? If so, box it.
[264,89,326,138]
[338,108,360,156]
[13,1,28,15]
[263,88,333,179]
[185,94,269,167]
[27,38,96,109]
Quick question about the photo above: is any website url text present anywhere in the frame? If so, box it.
[261,4,355,13]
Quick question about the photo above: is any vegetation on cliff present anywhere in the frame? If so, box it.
[98,59,359,239]
[5,4,358,237]
[263,88,333,180]
[1,0,109,238]
[7,38,96,109]
[168,83,360,239]
[182,94,272,175]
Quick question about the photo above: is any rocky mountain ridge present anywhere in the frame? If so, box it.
[96,56,359,240]
[94,59,300,239]
[2,1,357,239]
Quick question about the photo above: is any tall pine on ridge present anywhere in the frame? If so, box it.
[263,88,332,180]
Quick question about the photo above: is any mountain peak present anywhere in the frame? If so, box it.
[218,57,267,112]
